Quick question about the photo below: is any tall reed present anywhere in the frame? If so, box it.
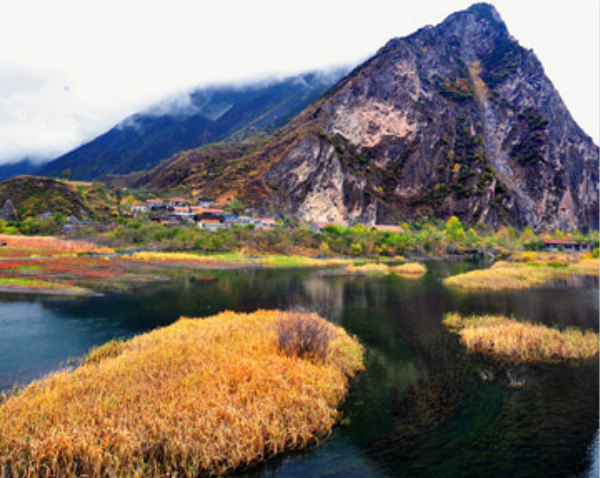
[0,310,364,477]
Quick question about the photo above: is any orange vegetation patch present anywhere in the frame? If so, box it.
[0,234,113,255]
[0,257,117,278]
[0,310,364,477]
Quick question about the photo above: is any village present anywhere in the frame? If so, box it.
[123,196,592,252]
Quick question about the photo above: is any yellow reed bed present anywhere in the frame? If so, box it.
[127,251,350,268]
[389,262,427,276]
[444,313,599,363]
[0,310,364,477]
[443,257,599,291]
[344,262,426,277]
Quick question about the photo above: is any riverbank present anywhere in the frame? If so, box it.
[0,310,364,477]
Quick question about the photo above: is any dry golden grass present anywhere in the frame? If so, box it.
[0,310,364,477]
[344,262,426,277]
[390,262,427,276]
[444,313,599,363]
[344,262,390,275]
[0,234,113,255]
[127,251,349,268]
[443,257,599,291]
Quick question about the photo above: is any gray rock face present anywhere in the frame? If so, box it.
[0,199,17,221]
[254,3,599,230]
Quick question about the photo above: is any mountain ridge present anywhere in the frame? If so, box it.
[133,2,598,230]
[30,69,347,181]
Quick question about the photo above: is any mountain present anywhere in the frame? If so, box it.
[0,159,40,181]
[0,176,116,220]
[36,69,347,181]
[136,3,599,231]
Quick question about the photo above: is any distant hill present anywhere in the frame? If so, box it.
[35,69,347,181]
[135,3,598,231]
[0,159,40,181]
[0,176,116,220]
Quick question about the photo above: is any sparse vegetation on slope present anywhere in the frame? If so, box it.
[443,313,599,363]
[0,310,364,477]
[0,176,117,222]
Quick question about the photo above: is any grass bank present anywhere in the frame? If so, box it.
[443,313,599,363]
[443,255,598,290]
[0,310,364,477]
[127,251,351,268]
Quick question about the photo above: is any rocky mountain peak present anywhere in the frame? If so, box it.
[135,3,598,231]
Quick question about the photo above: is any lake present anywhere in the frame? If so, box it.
[0,262,597,477]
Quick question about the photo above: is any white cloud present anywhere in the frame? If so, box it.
[0,0,597,165]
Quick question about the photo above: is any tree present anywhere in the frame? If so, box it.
[444,216,466,242]
[62,168,71,181]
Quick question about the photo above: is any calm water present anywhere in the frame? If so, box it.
[0,262,598,477]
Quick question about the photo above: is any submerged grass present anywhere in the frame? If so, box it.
[443,313,599,363]
[443,257,599,291]
[0,310,364,477]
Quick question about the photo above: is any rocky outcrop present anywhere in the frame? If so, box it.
[137,3,599,231]
[0,200,17,221]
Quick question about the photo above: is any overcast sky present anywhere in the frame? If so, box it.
[0,0,598,165]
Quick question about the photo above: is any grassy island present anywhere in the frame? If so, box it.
[443,254,598,291]
[0,310,364,477]
[344,262,427,277]
[444,313,599,363]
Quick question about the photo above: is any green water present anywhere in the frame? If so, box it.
[0,262,597,477]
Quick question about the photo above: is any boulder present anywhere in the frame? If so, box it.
[0,199,17,221]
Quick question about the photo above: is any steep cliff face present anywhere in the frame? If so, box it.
[139,3,599,230]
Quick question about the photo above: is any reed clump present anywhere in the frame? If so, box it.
[344,262,426,277]
[443,313,599,363]
[344,263,390,275]
[443,257,599,291]
[0,310,364,477]
[389,262,427,276]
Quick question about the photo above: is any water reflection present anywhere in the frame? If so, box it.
[0,263,597,477]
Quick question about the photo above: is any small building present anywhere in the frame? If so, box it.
[255,218,276,229]
[146,199,163,207]
[197,219,225,232]
[131,204,148,213]
[168,197,186,207]
[372,225,405,234]
[171,206,191,214]
[196,197,214,207]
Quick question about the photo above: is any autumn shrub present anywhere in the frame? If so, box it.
[276,312,332,361]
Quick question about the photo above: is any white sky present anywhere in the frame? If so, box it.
[0,0,598,165]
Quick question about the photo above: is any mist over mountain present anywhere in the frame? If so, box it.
[135,3,598,230]
[29,68,347,181]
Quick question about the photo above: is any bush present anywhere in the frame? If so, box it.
[276,312,332,361]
